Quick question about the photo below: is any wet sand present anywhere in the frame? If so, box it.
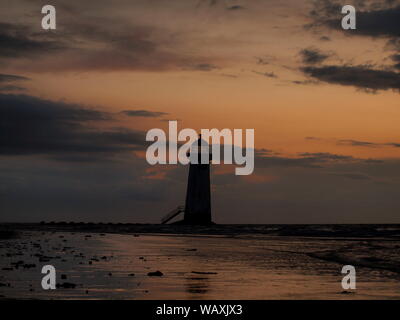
[1,229,400,299]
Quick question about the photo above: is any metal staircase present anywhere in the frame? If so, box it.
[161,205,184,224]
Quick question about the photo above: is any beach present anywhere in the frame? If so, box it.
[1,225,400,300]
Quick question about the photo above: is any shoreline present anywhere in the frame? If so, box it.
[2,223,400,239]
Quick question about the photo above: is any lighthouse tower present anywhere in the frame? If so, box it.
[183,135,213,225]
[160,135,213,225]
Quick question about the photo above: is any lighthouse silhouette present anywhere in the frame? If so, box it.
[183,134,212,225]
[161,135,213,225]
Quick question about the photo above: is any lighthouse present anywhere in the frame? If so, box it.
[161,135,213,225]
[183,135,212,225]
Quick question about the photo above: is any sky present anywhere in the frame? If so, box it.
[1,0,400,223]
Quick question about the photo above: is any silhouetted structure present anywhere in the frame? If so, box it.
[183,135,212,225]
[161,135,213,225]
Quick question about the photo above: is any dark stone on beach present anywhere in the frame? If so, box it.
[37,255,53,262]
[191,271,218,275]
[128,273,135,277]
[147,271,163,277]
[0,230,17,240]
[56,282,76,289]
[341,290,355,294]
[61,274,67,280]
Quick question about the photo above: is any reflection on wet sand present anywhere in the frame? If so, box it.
[1,229,400,300]
[185,274,210,296]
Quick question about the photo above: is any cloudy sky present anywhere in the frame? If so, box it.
[1,0,400,223]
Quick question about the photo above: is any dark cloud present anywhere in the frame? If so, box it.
[187,63,219,71]
[227,5,245,10]
[0,85,26,92]
[291,79,318,85]
[200,0,218,6]
[306,137,400,149]
[257,157,321,168]
[0,155,177,222]
[1,17,220,73]
[301,65,400,92]
[0,73,30,92]
[0,23,64,58]
[305,2,400,91]
[309,1,400,38]
[319,36,331,41]
[255,148,275,156]
[386,38,400,50]
[338,139,379,147]
[329,172,372,180]
[364,158,384,164]
[0,94,145,158]
[199,0,244,10]
[347,5,400,38]
[253,70,278,78]
[256,152,354,169]
[220,73,239,78]
[298,152,354,161]
[0,74,30,83]
[387,142,400,147]
[121,110,168,118]
[391,54,400,69]
[299,48,331,65]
